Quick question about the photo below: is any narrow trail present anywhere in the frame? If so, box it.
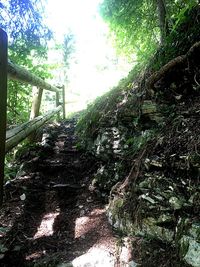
[0,119,129,267]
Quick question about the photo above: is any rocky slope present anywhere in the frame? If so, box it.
[76,25,200,267]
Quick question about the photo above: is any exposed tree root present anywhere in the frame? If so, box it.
[110,148,146,198]
[146,41,200,92]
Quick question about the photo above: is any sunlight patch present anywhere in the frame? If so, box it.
[26,251,44,261]
[57,247,115,267]
[75,216,89,238]
[71,247,115,267]
[75,208,105,239]
[34,212,59,239]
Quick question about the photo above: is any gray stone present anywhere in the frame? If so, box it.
[169,196,184,210]
[139,194,157,204]
[129,260,139,267]
[108,198,174,242]
[189,223,200,241]
[180,235,200,267]
[57,263,73,267]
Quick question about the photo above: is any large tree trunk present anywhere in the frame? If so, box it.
[157,0,168,44]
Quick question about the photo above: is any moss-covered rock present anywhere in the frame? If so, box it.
[179,223,200,267]
[108,196,174,242]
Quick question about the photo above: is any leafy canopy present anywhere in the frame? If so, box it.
[0,0,52,56]
[99,0,198,61]
[63,32,76,83]
[0,0,53,124]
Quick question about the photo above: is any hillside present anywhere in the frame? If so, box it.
[76,7,200,267]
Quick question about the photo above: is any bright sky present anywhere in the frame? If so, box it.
[45,0,132,112]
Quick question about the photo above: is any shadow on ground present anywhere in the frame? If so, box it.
[0,119,108,267]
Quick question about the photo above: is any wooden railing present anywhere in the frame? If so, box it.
[0,29,65,204]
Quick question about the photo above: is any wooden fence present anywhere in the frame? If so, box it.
[0,29,65,205]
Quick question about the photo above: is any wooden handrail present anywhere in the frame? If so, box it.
[8,60,60,93]
[6,106,62,153]
[0,28,65,205]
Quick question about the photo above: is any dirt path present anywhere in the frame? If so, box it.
[0,119,129,267]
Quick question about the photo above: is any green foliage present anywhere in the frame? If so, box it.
[7,82,30,125]
[1,1,59,182]
[4,156,19,181]
[6,57,54,125]
[102,2,200,83]
[99,0,199,63]
[149,5,200,71]
[4,141,40,182]
[99,0,158,60]
[76,83,129,141]
[77,3,200,148]
[0,0,56,125]
[63,32,76,83]
[76,57,154,146]
[0,0,52,52]
[125,130,156,156]
[63,33,75,68]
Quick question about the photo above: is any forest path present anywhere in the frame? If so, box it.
[0,119,131,267]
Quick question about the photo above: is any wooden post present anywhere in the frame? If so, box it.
[0,29,8,206]
[28,86,43,142]
[30,87,43,120]
[62,85,66,119]
[56,91,60,120]
[56,91,60,107]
